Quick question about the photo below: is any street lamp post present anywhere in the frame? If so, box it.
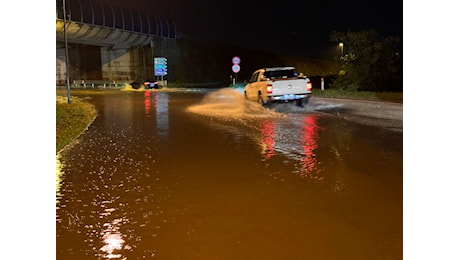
[339,43,344,57]
[63,0,71,104]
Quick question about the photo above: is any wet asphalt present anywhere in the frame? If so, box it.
[56,88,402,259]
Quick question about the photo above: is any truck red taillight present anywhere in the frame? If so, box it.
[267,84,273,94]
[306,82,312,91]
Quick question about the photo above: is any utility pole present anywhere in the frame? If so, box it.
[62,0,71,104]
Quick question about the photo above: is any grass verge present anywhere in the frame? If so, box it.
[56,96,97,153]
[312,89,403,103]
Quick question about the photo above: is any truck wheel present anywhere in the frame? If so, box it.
[258,94,269,107]
[295,99,303,107]
[131,82,140,89]
[258,94,264,105]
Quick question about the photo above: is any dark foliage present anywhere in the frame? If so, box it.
[330,30,402,92]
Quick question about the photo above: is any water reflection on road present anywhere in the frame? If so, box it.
[56,88,402,259]
[257,115,322,180]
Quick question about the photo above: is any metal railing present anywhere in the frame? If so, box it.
[56,79,132,88]
[56,0,177,38]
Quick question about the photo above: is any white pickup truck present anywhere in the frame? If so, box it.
[244,67,312,107]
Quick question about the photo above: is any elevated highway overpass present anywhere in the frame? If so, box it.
[56,0,180,85]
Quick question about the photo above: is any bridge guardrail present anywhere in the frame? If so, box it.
[57,80,131,88]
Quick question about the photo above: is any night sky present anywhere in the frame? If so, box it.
[107,0,403,57]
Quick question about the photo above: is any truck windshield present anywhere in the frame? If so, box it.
[264,69,299,79]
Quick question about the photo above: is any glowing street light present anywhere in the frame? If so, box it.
[339,43,344,57]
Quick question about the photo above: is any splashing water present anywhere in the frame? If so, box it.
[186,88,283,120]
[188,88,344,119]
[269,99,344,113]
[121,84,145,92]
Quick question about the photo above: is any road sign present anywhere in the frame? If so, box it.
[154,57,167,76]
[232,64,240,73]
[232,56,241,65]
[155,68,167,75]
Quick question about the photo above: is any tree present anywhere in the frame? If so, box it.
[330,30,402,91]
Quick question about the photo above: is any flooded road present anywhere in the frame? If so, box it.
[56,88,402,259]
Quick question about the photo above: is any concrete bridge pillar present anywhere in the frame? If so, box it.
[101,48,131,81]
[56,38,179,86]
[56,47,66,85]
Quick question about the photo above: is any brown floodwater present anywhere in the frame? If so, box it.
[56,88,402,259]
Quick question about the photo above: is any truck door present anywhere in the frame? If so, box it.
[247,71,260,100]
[254,71,267,97]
